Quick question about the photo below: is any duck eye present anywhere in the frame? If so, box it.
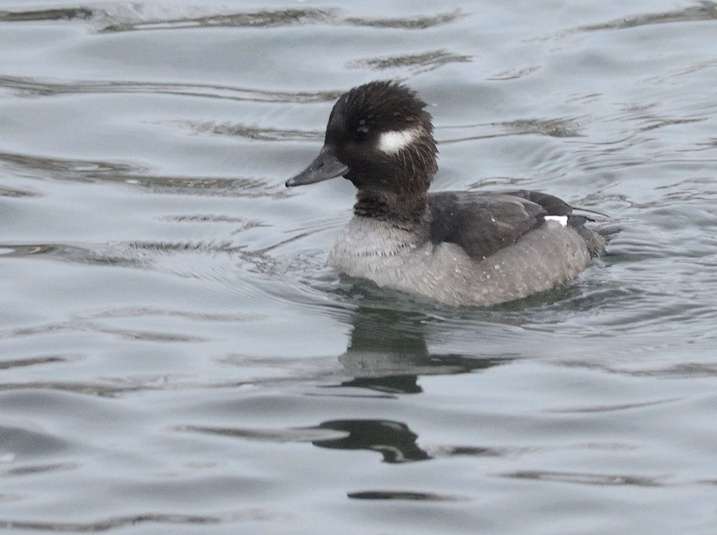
[354,121,370,142]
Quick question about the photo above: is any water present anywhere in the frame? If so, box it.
[1,0,716,532]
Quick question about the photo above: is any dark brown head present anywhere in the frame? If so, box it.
[286,81,438,220]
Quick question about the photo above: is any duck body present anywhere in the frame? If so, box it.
[330,190,603,306]
[286,81,606,307]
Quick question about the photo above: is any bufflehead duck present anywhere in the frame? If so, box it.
[286,81,606,306]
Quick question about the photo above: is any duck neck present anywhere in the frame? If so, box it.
[353,189,429,230]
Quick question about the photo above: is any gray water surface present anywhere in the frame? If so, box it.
[1,1,717,533]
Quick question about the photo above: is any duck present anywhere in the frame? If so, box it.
[286,81,606,306]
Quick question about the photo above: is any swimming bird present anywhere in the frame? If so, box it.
[286,81,606,306]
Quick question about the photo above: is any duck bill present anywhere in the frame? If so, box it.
[285,146,348,187]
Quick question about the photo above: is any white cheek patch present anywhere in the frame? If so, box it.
[544,215,568,227]
[377,127,421,155]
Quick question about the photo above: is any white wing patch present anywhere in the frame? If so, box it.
[544,215,568,227]
[378,128,421,154]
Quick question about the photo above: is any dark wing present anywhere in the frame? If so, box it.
[500,189,573,216]
[428,190,574,260]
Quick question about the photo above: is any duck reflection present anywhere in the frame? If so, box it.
[333,304,510,395]
[311,304,512,462]
[313,419,429,463]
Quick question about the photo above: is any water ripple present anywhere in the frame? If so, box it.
[0,243,144,267]
[3,319,207,344]
[349,49,472,74]
[576,1,717,33]
[78,306,259,323]
[343,9,464,29]
[0,150,285,198]
[0,7,92,22]
[0,356,67,370]
[0,150,135,181]
[177,425,348,443]
[180,121,323,142]
[0,186,37,198]
[504,470,664,487]
[93,6,464,33]
[559,360,717,379]
[118,175,286,198]
[100,7,336,33]
[439,117,585,144]
[3,462,78,477]
[0,76,340,104]
[0,513,231,533]
[547,397,681,414]
[0,425,70,457]
[487,65,541,81]
[161,214,264,227]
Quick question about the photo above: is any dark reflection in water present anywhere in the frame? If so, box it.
[314,419,430,463]
[177,304,515,464]
[338,374,424,394]
[334,304,512,395]
[348,490,466,501]
[311,305,512,462]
